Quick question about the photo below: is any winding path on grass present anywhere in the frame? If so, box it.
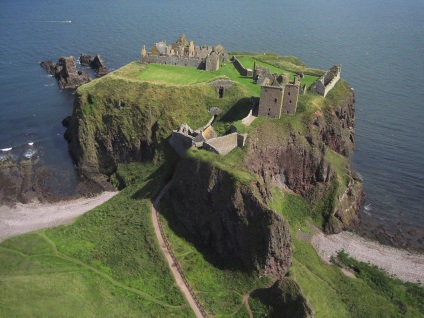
[151,183,206,318]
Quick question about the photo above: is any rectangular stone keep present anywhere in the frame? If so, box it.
[258,86,284,118]
[282,84,299,115]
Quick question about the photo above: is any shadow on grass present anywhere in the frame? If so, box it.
[158,191,251,273]
[219,98,252,122]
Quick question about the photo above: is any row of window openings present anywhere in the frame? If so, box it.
[274,98,292,103]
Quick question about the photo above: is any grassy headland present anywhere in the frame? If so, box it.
[1,53,422,318]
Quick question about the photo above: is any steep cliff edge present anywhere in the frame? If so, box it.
[244,81,364,233]
[170,155,292,278]
[64,62,251,192]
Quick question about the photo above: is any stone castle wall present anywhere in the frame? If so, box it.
[311,65,341,97]
[142,55,205,69]
[232,57,253,77]
[258,86,284,118]
[281,84,299,115]
[203,133,239,155]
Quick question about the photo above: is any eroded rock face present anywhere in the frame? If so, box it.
[245,89,364,233]
[55,56,91,90]
[170,158,292,278]
[0,158,80,205]
[40,56,91,90]
[250,279,314,318]
[40,61,55,76]
[90,54,108,77]
[79,54,92,67]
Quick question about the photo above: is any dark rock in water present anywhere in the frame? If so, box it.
[0,157,80,205]
[79,54,92,67]
[90,54,108,77]
[62,116,72,128]
[55,56,91,90]
[40,61,55,76]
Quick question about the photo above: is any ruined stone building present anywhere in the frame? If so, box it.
[311,65,341,97]
[141,35,229,71]
[257,69,303,118]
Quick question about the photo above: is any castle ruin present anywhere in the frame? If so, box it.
[310,65,341,97]
[141,35,229,71]
[256,68,304,118]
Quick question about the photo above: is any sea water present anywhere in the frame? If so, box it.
[1,0,423,247]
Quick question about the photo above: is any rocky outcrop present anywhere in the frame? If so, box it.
[40,61,55,76]
[41,56,91,89]
[250,279,314,318]
[90,54,108,77]
[79,54,92,66]
[170,158,292,278]
[245,85,364,233]
[0,157,80,205]
[55,56,91,90]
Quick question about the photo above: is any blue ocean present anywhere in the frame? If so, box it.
[1,0,423,247]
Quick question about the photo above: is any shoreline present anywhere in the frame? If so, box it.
[299,226,424,284]
[0,191,118,242]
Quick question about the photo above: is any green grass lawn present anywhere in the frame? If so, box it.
[136,62,261,96]
[269,189,424,318]
[236,56,318,89]
[0,163,195,318]
[135,57,318,96]
[159,193,273,317]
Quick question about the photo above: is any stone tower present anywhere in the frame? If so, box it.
[141,45,147,59]
[189,41,195,57]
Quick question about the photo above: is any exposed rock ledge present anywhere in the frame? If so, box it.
[170,157,292,278]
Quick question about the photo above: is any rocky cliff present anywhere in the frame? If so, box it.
[170,157,292,278]
[244,81,364,233]
[64,62,252,192]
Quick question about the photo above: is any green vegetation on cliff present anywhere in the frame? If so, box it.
[1,53,422,318]
[0,163,194,318]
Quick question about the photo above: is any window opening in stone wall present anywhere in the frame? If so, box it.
[288,92,290,96]
[219,86,224,98]
[274,98,277,103]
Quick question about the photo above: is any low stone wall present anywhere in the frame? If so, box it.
[232,56,253,77]
[143,55,204,69]
[203,133,239,155]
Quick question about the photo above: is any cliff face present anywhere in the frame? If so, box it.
[245,84,364,233]
[170,157,292,278]
[64,64,251,192]
[250,279,314,318]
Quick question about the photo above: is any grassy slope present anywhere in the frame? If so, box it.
[269,190,423,318]
[1,56,422,318]
[0,163,194,318]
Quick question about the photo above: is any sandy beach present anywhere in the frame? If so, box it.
[304,227,424,284]
[0,191,117,242]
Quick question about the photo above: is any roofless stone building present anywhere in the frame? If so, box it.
[141,35,229,71]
